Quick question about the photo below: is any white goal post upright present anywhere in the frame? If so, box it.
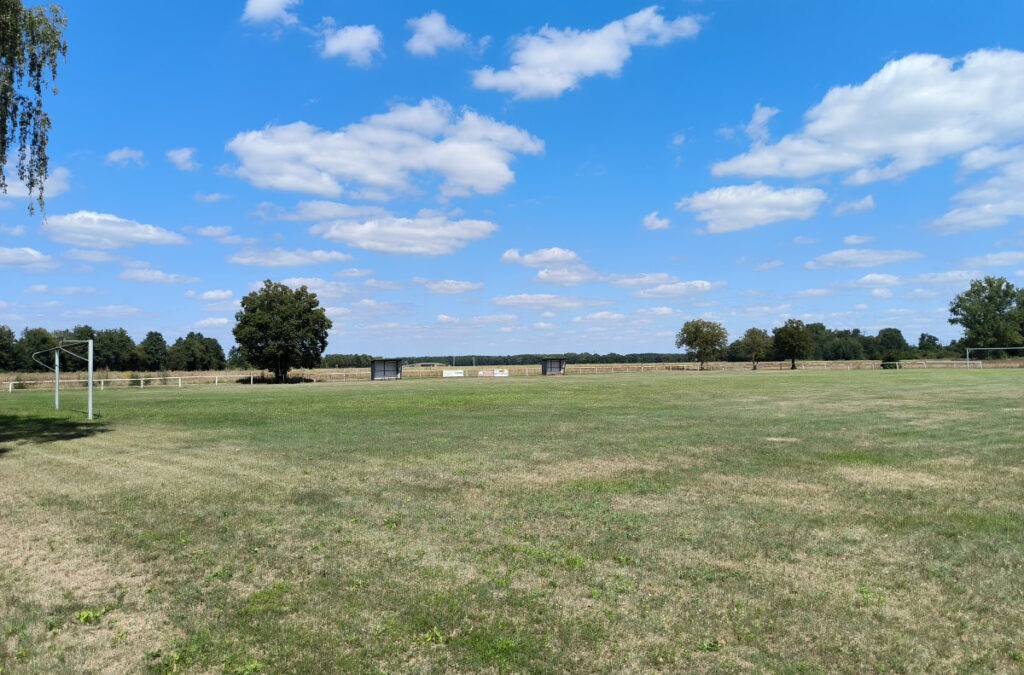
[965,346,1024,368]
[30,339,94,420]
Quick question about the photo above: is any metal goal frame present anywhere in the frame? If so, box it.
[965,346,1024,368]
[30,339,94,420]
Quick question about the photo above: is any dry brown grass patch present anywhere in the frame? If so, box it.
[834,466,952,490]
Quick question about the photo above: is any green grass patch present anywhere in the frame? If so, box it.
[1,370,1023,671]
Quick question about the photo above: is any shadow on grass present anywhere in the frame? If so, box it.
[237,375,316,385]
[0,414,109,455]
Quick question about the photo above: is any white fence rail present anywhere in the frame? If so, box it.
[4,371,376,392]
[1,358,1009,393]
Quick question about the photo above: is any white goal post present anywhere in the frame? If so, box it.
[965,346,1024,368]
[30,339,94,420]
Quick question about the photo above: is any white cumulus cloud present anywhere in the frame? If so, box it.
[42,211,187,249]
[963,251,1024,268]
[274,200,386,222]
[406,12,469,56]
[472,6,701,99]
[166,147,199,171]
[227,98,543,199]
[279,277,353,299]
[933,155,1024,233]
[676,182,826,233]
[608,273,678,288]
[744,104,779,144]
[501,247,579,266]
[642,211,669,230]
[195,317,230,328]
[196,225,257,246]
[120,267,198,283]
[242,0,299,24]
[196,289,233,301]
[322,24,382,66]
[502,247,597,286]
[0,246,54,270]
[311,210,497,255]
[713,50,1024,185]
[105,147,144,167]
[195,192,229,203]
[835,195,875,215]
[805,248,922,269]
[229,248,352,267]
[417,279,484,294]
[635,280,717,298]
[492,293,591,309]
[574,311,625,322]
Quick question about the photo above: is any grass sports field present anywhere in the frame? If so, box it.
[1,370,1022,673]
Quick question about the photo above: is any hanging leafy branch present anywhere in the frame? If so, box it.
[0,1,66,213]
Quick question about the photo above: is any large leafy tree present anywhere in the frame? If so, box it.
[675,319,727,370]
[949,276,1023,352]
[737,327,773,370]
[0,1,67,213]
[166,332,225,371]
[202,335,226,370]
[15,326,54,371]
[773,319,813,369]
[136,331,168,371]
[234,280,332,382]
[876,328,910,356]
[918,333,941,353]
[93,327,137,371]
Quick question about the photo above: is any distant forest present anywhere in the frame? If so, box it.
[5,275,1023,373]
[325,324,970,368]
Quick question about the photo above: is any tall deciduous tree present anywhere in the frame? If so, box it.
[876,328,909,357]
[948,276,1023,352]
[233,280,332,382]
[773,319,813,370]
[16,326,53,371]
[918,333,940,353]
[202,335,226,370]
[136,331,168,371]
[737,327,772,370]
[166,332,225,371]
[675,319,727,370]
[93,327,137,371]
[0,1,67,213]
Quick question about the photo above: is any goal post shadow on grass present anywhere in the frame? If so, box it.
[0,413,109,455]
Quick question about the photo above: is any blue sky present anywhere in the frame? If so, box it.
[2,0,1024,355]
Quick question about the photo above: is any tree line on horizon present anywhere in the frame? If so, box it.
[333,322,962,370]
[3,276,1022,374]
[0,325,231,374]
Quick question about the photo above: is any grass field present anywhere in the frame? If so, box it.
[1,370,1022,673]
